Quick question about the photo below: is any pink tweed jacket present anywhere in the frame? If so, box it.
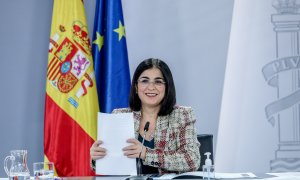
[113,105,200,173]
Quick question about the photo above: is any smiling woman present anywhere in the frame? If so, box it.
[136,68,166,111]
[129,59,176,116]
[90,58,201,174]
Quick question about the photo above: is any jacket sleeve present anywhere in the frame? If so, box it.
[143,107,201,172]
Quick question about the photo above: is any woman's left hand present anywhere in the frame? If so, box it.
[122,138,146,160]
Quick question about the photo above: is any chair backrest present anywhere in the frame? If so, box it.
[197,134,213,171]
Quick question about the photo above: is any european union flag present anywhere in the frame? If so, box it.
[92,0,131,113]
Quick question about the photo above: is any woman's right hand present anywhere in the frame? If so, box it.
[90,140,107,160]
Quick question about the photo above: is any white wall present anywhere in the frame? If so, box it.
[0,0,233,176]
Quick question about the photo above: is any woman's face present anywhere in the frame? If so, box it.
[137,68,166,109]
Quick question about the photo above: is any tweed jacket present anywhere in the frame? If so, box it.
[113,105,201,173]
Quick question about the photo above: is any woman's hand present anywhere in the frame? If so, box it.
[122,138,146,160]
[90,140,107,160]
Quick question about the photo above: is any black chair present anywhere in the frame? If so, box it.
[197,134,213,171]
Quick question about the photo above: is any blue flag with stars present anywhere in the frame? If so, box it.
[92,0,131,113]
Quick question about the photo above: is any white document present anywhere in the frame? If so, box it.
[266,172,300,179]
[264,177,300,180]
[153,171,257,180]
[96,112,136,175]
[215,172,256,179]
[267,172,300,177]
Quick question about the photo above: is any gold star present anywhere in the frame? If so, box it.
[113,21,126,41]
[93,32,104,52]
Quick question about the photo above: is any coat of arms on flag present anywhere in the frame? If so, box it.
[48,22,94,100]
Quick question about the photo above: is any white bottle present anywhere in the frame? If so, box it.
[202,152,215,180]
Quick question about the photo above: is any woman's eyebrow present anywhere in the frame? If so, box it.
[154,77,164,80]
[139,76,149,79]
[139,76,164,79]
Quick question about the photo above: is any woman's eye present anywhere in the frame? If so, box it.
[141,79,149,83]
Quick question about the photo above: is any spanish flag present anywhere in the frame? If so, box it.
[44,0,98,176]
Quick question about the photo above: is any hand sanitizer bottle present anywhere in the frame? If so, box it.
[202,152,215,180]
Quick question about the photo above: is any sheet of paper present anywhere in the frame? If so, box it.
[96,112,136,175]
[264,177,300,180]
[266,172,300,179]
[153,171,257,179]
[267,172,300,177]
[215,172,256,179]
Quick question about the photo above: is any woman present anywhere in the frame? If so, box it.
[90,58,200,174]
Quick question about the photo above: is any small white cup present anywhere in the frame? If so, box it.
[33,162,54,179]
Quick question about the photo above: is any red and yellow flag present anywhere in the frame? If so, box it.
[44,0,98,176]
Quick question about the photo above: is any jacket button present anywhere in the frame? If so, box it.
[155,162,158,165]
[151,161,154,165]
